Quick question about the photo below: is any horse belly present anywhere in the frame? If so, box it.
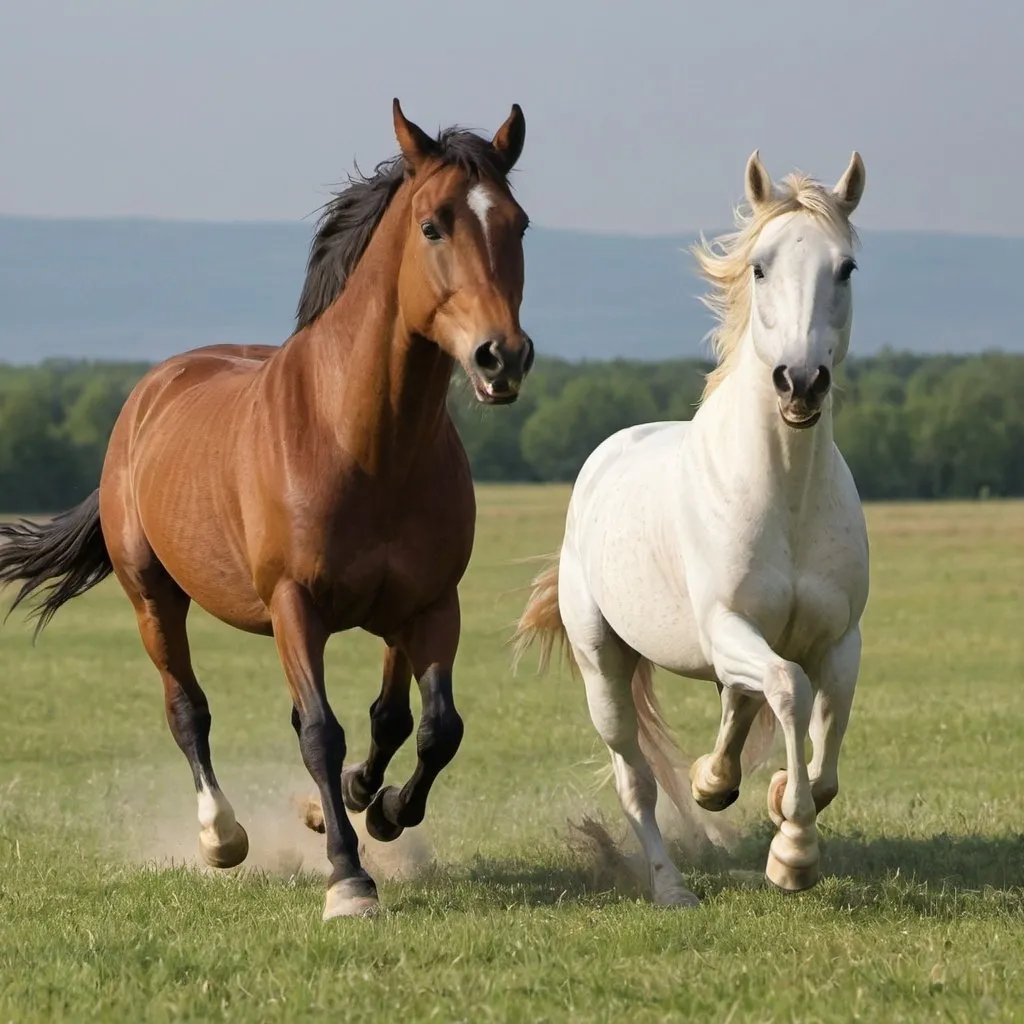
[569,425,711,678]
[599,560,709,677]
[113,365,272,634]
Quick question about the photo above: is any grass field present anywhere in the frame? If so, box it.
[1,489,1022,1022]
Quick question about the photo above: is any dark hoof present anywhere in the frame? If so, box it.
[365,786,404,843]
[342,765,376,814]
[694,788,740,813]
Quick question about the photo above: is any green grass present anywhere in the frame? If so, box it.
[1,490,1023,1022]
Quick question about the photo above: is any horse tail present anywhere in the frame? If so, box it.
[0,490,113,639]
[740,700,779,775]
[630,659,694,816]
[511,552,573,676]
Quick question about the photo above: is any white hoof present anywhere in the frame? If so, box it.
[765,820,819,893]
[198,822,249,869]
[323,878,380,920]
[690,754,740,812]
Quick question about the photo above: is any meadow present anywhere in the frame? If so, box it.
[1,488,1022,1022]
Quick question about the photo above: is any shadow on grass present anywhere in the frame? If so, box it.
[732,822,1024,890]
[417,820,1024,914]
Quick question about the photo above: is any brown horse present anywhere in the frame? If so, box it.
[0,99,533,920]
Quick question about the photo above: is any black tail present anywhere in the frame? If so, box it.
[0,490,113,639]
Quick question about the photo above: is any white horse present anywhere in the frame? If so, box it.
[514,151,869,906]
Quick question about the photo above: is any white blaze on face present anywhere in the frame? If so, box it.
[467,183,496,269]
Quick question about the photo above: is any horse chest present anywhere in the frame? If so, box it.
[732,544,858,661]
[314,493,473,636]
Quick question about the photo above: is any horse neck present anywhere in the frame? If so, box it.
[711,332,835,520]
[288,188,455,475]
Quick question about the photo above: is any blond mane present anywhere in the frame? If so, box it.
[692,174,859,400]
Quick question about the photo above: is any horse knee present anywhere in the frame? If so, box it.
[764,663,813,730]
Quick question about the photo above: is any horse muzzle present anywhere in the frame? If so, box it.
[469,334,534,405]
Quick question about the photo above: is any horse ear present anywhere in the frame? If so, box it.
[833,151,866,214]
[745,150,773,210]
[393,98,440,175]
[492,104,526,173]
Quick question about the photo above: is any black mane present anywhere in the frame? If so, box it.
[294,127,509,332]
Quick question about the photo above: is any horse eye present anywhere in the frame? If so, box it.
[838,258,857,282]
[752,263,765,281]
[421,221,442,242]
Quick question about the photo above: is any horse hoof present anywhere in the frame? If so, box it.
[690,755,740,812]
[365,787,404,843]
[653,887,701,909]
[765,820,819,893]
[341,765,375,814]
[297,796,325,834]
[199,822,249,869]
[323,876,380,920]
[694,787,740,813]
[765,853,820,893]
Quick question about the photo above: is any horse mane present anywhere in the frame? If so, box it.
[692,173,859,400]
[295,128,511,332]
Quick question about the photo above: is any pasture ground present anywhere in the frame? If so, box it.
[1,489,1022,1022]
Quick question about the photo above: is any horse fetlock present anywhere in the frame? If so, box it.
[365,786,406,843]
[370,701,415,748]
[766,768,816,828]
[810,776,839,813]
[418,708,464,769]
[690,753,741,812]
[341,764,377,813]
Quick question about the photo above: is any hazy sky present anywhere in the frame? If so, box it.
[1,0,1021,236]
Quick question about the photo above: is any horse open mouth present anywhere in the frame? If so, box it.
[470,375,521,405]
[779,408,822,430]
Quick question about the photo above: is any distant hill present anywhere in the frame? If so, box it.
[0,215,1020,364]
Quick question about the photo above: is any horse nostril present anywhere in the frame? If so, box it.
[811,366,832,397]
[772,365,791,396]
[522,336,535,375]
[474,339,504,376]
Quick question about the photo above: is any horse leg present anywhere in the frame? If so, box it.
[580,649,700,908]
[340,646,414,813]
[559,545,697,907]
[270,580,378,920]
[690,686,766,812]
[133,582,248,868]
[707,610,818,892]
[363,591,464,843]
[800,626,862,815]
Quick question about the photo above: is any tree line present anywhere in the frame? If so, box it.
[1,352,1021,512]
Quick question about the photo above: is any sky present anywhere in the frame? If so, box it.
[1,0,1021,237]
